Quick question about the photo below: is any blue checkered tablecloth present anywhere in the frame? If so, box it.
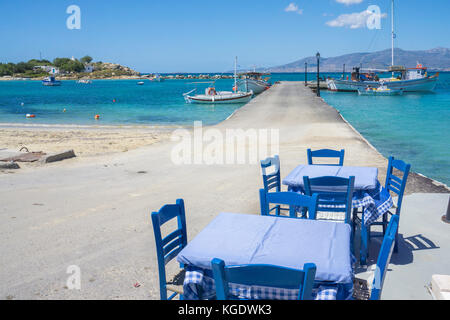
[182,266,353,301]
[289,181,393,226]
[352,182,393,226]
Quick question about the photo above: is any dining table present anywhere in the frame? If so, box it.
[282,164,394,265]
[177,212,354,300]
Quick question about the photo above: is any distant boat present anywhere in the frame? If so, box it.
[184,87,253,104]
[237,72,271,94]
[150,73,164,82]
[183,57,253,104]
[137,81,145,85]
[77,79,92,84]
[42,76,61,86]
[327,65,439,92]
[358,85,403,96]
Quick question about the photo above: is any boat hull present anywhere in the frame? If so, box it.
[327,76,438,92]
[186,91,253,104]
[237,79,270,94]
[358,89,403,96]
[42,81,61,86]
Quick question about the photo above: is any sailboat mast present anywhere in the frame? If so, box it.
[391,0,395,67]
[234,56,237,91]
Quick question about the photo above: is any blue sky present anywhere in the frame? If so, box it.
[1,0,449,72]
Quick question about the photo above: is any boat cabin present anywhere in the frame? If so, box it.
[238,72,270,81]
[405,66,428,80]
[350,67,377,82]
[388,64,428,80]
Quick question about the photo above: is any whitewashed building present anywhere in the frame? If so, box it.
[84,65,94,73]
[49,67,59,75]
[34,65,60,74]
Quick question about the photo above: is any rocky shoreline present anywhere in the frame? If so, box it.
[0,74,236,81]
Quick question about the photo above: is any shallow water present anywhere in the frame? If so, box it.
[0,78,243,126]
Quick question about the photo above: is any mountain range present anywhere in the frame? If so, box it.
[267,48,450,72]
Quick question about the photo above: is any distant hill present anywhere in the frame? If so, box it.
[268,48,450,72]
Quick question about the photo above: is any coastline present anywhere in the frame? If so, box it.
[1,82,449,191]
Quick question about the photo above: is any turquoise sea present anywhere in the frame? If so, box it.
[0,73,449,185]
[0,78,245,126]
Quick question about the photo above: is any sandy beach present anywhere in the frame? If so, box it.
[0,125,173,166]
[0,82,448,300]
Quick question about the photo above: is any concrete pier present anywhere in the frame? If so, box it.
[0,82,448,299]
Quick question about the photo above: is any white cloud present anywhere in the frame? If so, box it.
[335,0,364,5]
[326,9,387,29]
[284,3,303,15]
[285,3,298,12]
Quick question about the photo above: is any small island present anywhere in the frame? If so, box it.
[0,55,141,80]
[0,56,242,81]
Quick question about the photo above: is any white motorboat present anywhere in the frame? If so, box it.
[237,72,271,94]
[42,76,61,86]
[184,87,253,104]
[137,81,145,85]
[358,85,403,96]
[183,57,254,104]
[77,79,92,84]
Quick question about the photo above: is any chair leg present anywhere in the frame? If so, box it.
[394,230,399,253]
[351,208,357,237]
[350,232,355,256]
[382,213,387,236]
[360,214,368,266]
[302,207,308,219]
[160,284,168,300]
[276,205,281,216]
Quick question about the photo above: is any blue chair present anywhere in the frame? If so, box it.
[260,155,281,192]
[260,155,286,215]
[302,176,355,225]
[352,215,399,300]
[151,199,188,300]
[259,189,318,219]
[357,156,410,264]
[374,156,410,252]
[211,258,317,300]
[307,148,345,166]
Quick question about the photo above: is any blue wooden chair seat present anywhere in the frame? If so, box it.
[352,215,399,300]
[307,148,345,166]
[151,199,188,300]
[211,258,317,300]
